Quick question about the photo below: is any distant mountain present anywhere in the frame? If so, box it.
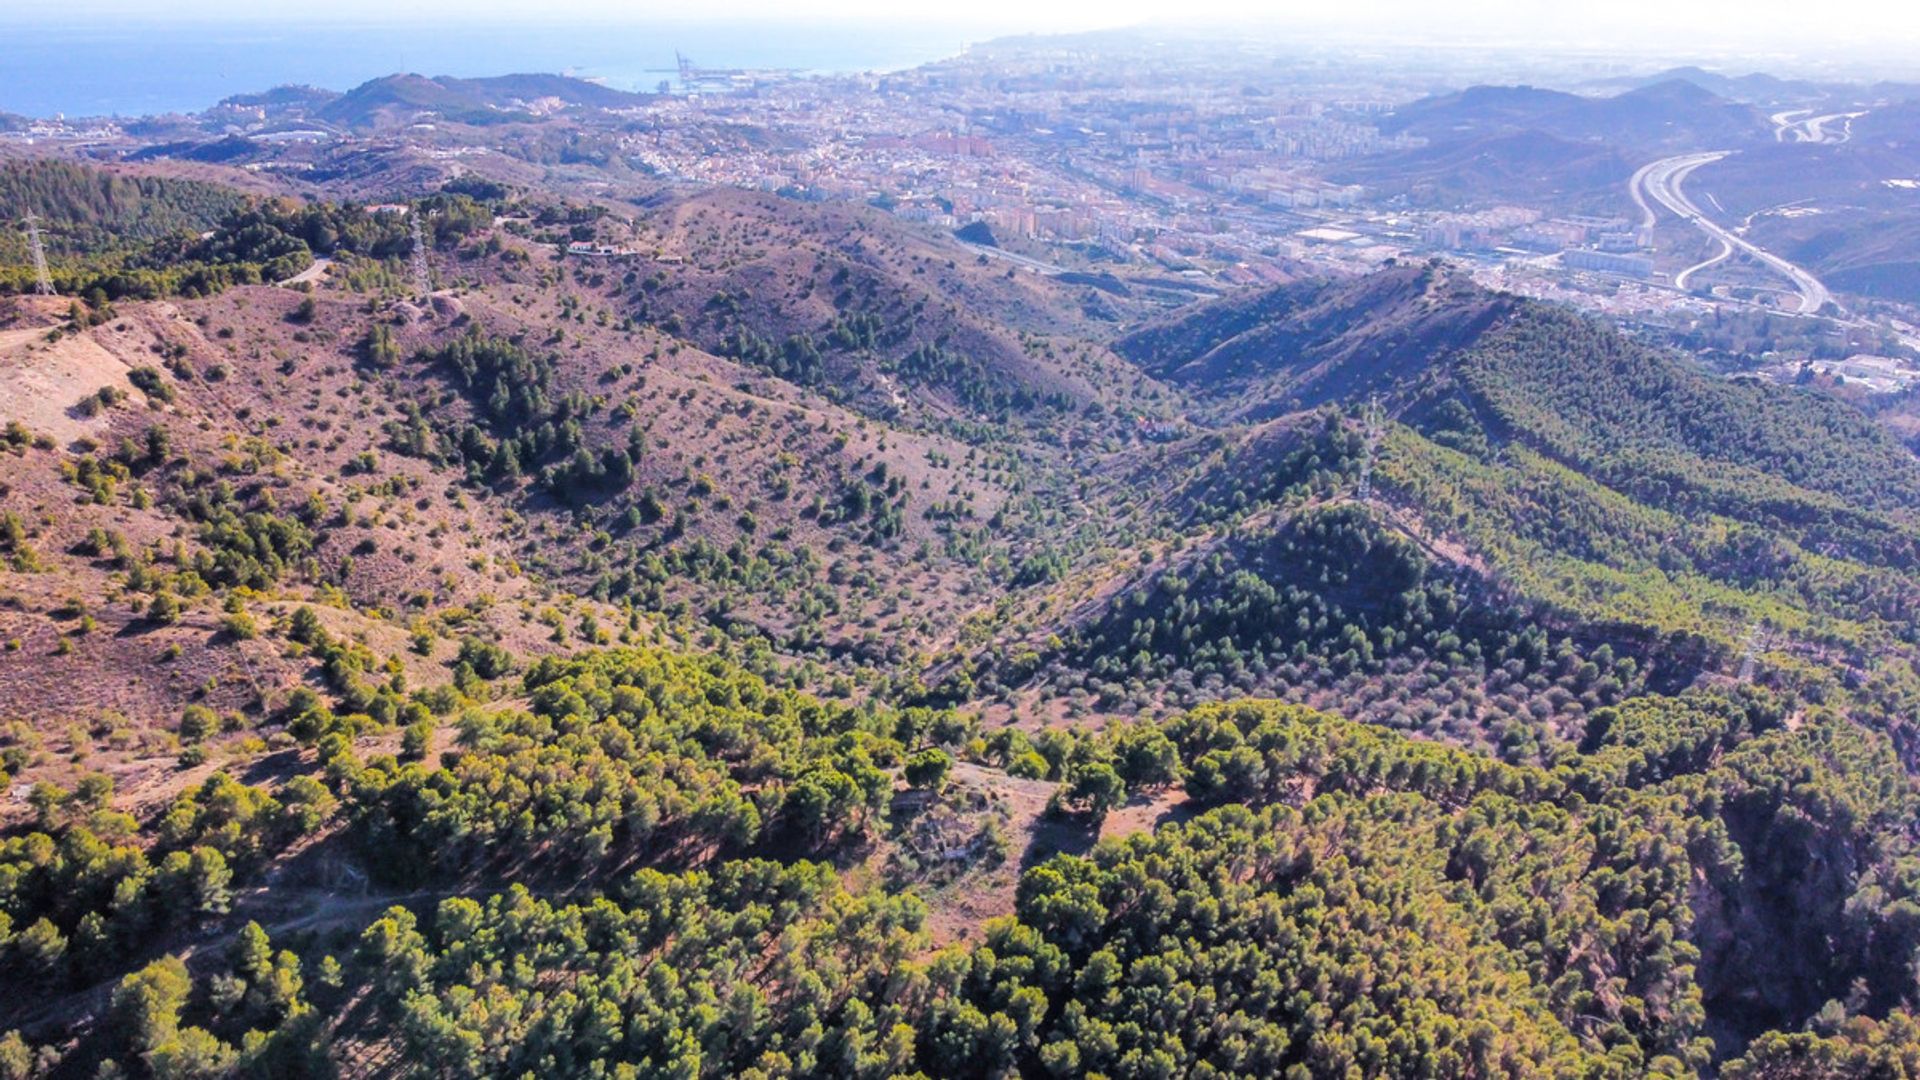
[1866,80,1920,103]
[1379,84,1584,138]
[1638,66,1798,99]
[1846,99,1920,145]
[215,84,342,113]
[316,72,651,130]
[1591,79,1769,140]
[445,73,652,110]
[1593,66,1920,107]
[1382,79,1771,152]
[1612,66,1818,104]
[316,73,518,130]
[1331,128,1634,206]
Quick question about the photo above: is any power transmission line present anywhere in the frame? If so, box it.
[410,211,433,299]
[1737,619,1768,682]
[1357,396,1383,502]
[23,212,54,296]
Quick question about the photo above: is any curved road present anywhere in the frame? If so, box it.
[278,256,332,287]
[1676,234,1734,291]
[1632,151,1831,315]
[1769,108,1811,142]
[1802,111,1865,144]
[1770,108,1866,144]
[1627,157,1664,238]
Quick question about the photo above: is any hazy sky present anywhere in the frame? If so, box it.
[11,0,1919,54]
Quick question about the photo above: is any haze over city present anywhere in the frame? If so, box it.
[13,0,1920,51]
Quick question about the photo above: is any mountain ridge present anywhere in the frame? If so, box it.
[1382,78,1773,151]
[5,154,1920,1077]
[315,71,653,130]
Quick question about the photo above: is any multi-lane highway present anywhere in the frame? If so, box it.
[1769,107,1867,144]
[1630,151,1832,315]
[1768,108,1810,142]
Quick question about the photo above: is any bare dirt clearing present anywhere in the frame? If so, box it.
[0,325,132,444]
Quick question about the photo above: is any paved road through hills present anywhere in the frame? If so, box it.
[1631,151,1832,315]
[1770,108,1866,144]
[278,256,332,287]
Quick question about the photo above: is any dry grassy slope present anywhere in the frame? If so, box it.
[84,225,1132,651]
[0,193,1182,816]
[628,187,1168,419]
[329,275,1029,655]
[98,296,573,627]
[306,140,557,200]
[399,214,1180,653]
[0,297,619,778]
[0,184,1176,759]
[0,323,136,444]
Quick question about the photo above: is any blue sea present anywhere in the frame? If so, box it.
[0,18,999,118]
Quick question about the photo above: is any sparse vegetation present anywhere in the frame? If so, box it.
[4,154,1920,1079]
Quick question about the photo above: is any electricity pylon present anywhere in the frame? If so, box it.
[1737,619,1767,683]
[23,212,54,296]
[410,212,433,298]
[1357,396,1382,502]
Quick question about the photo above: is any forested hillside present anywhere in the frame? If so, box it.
[1114,263,1510,419]
[6,160,1920,1077]
[0,160,249,255]
[0,159,493,299]
[907,269,1920,846]
[9,678,1918,1077]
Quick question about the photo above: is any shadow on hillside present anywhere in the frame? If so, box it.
[1128,791,1197,833]
[237,745,314,787]
[1020,815,1099,870]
